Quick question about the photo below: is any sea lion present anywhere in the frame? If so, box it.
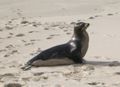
[22,22,90,70]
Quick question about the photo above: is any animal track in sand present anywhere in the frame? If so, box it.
[46,34,60,39]
[21,39,40,46]
[21,40,26,43]
[0,29,3,31]
[4,45,19,57]
[94,56,101,59]
[54,84,62,87]
[31,22,41,27]
[50,23,60,27]
[88,15,102,20]
[6,44,14,49]
[87,12,116,21]
[88,82,99,85]
[10,50,18,54]
[4,50,19,57]
[94,15,102,17]
[63,29,72,35]
[0,73,18,82]
[88,82,105,86]
[22,77,31,82]
[9,33,14,35]
[0,49,6,53]
[7,36,12,39]
[21,20,41,27]
[63,29,68,32]
[1,73,15,77]
[30,39,40,42]
[31,74,48,81]
[88,17,95,19]
[32,77,41,82]
[4,54,10,57]
[59,26,65,29]
[4,83,22,87]
[33,72,44,76]
[28,31,34,33]
[44,27,49,30]
[16,34,25,37]
[49,34,60,37]
[21,20,29,24]
[5,26,13,30]
[30,39,36,42]
[114,72,120,75]
[107,13,114,16]
[28,31,39,33]
[70,22,76,25]
[66,32,71,35]
[46,37,53,40]
[24,42,34,46]
[9,65,16,68]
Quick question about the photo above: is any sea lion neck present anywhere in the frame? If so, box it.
[73,30,85,39]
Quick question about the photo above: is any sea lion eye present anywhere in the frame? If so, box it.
[85,23,90,28]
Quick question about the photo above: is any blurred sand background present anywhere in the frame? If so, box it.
[0,0,120,87]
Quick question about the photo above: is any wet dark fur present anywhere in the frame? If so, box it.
[22,22,90,70]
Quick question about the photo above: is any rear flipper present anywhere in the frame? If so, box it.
[21,58,35,71]
[21,64,32,71]
[21,56,39,71]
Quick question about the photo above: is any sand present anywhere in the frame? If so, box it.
[0,0,120,87]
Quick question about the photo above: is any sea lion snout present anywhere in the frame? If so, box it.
[85,23,89,27]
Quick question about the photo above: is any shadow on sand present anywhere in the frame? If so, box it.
[22,60,120,71]
[85,60,120,66]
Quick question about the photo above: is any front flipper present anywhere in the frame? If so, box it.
[82,59,86,64]
[70,53,85,64]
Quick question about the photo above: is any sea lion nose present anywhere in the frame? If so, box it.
[85,23,90,27]
[87,23,90,26]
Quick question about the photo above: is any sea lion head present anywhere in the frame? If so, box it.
[74,22,90,33]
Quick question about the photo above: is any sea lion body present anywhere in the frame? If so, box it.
[22,22,89,70]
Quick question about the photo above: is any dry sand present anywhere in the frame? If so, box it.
[0,0,120,87]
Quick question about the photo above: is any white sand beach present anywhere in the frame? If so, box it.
[0,0,120,87]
